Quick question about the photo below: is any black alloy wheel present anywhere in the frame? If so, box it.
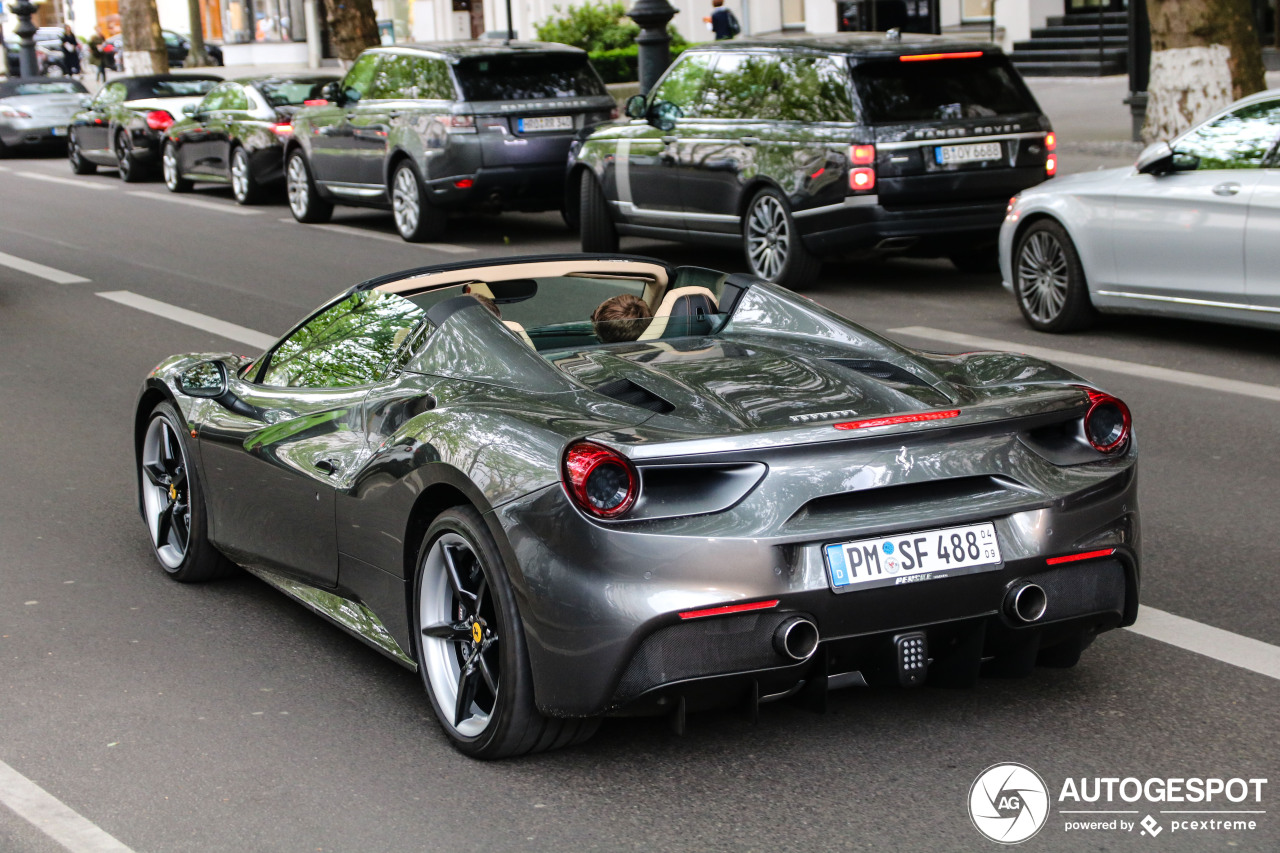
[230,147,261,205]
[743,187,821,290]
[1013,219,1096,333]
[115,129,144,183]
[286,150,333,223]
[414,506,598,759]
[390,160,445,242]
[162,141,192,192]
[578,170,618,253]
[138,402,233,582]
[68,132,96,174]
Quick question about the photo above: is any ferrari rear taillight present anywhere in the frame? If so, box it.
[1079,387,1131,453]
[146,110,174,131]
[833,409,960,430]
[849,144,876,194]
[563,441,638,519]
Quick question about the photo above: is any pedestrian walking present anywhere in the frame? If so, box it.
[60,23,82,76]
[87,26,106,82]
[703,0,740,41]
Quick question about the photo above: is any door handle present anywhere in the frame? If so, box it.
[741,136,759,146]
[314,458,339,475]
[1213,182,1241,196]
[388,111,403,120]
[661,135,677,144]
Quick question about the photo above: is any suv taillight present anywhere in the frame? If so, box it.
[439,115,476,133]
[849,144,876,193]
[1044,131,1058,176]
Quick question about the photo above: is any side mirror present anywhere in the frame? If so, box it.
[624,94,646,120]
[649,99,682,132]
[177,360,228,398]
[320,81,345,105]
[1135,142,1173,174]
[343,87,362,105]
[182,103,197,116]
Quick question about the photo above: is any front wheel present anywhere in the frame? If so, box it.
[391,161,445,242]
[743,187,821,289]
[1013,219,1096,333]
[162,141,192,192]
[414,506,597,759]
[138,402,233,582]
[578,170,618,253]
[286,150,333,223]
[230,147,261,205]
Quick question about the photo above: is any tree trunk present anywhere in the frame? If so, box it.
[1142,0,1267,142]
[185,0,211,66]
[321,0,380,62]
[119,0,169,75]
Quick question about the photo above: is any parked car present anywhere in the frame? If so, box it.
[569,35,1055,288]
[106,31,224,68]
[1002,88,1280,333]
[163,74,336,204]
[68,74,221,181]
[0,77,89,153]
[284,42,614,240]
[134,252,1139,759]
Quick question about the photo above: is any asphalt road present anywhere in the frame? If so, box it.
[0,150,1277,853]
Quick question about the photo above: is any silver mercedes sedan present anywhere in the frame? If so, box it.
[1000,88,1280,332]
[0,77,89,153]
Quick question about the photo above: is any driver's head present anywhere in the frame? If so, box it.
[592,294,653,343]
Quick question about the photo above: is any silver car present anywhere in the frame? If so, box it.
[1001,88,1280,332]
[0,77,89,152]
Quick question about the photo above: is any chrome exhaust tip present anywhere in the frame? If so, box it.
[1005,582,1048,624]
[774,616,819,661]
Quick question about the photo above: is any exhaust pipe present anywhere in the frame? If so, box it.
[1005,582,1048,624]
[774,616,819,661]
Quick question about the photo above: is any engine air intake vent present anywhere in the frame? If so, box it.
[826,358,932,389]
[593,378,675,414]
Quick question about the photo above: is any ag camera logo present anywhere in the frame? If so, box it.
[969,763,1050,844]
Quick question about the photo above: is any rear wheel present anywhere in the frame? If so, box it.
[1013,219,1096,333]
[69,133,96,174]
[162,141,192,192]
[391,161,445,242]
[286,150,333,223]
[230,146,261,205]
[578,170,618,253]
[414,506,598,759]
[115,129,145,183]
[743,187,821,289]
[138,402,233,582]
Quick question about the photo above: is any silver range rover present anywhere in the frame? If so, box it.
[284,42,615,242]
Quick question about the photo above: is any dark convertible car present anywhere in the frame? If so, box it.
[136,254,1139,758]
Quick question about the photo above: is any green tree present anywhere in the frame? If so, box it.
[535,0,687,52]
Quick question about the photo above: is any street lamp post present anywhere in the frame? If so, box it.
[9,0,40,78]
[627,0,679,95]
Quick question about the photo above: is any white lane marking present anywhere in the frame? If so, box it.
[17,172,112,190]
[280,218,474,253]
[0,164,10,171]
[0,250,90,284]
[96,291,276,351]
[0,759,136,853]
[890,326,1280,403]
[126,191,262,215]
[1127,606,1280,682]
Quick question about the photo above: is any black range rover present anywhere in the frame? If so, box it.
[569,35,1055,287]
[286,42,614,241]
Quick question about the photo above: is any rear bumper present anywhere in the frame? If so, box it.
[0,122,71,147]
[425,163,565,212]
[799,197,1011,256]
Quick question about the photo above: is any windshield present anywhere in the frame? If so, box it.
[2,80,88,97]
[130,78,220,100]
[453,54,606,101]
[852,56,1038,123]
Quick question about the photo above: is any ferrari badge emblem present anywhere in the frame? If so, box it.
[471,622,483,643]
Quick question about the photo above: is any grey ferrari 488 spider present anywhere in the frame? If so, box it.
[135,254,1139,759]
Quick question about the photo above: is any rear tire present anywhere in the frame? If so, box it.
[286,150,333,223]
[391,160,445,242]
[413,506,598,759]
[116,129,145,183]
[162,141,192,192]
[138,402,234,583]
[1013,219,1096,333]
[579,170,618,253]
[743,187,821,290]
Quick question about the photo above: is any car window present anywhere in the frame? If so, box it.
[452,53,605,101]
[259,290,432,389]
[764,55,857,123]
[853,55,1038,123]
[4,80,87,96]
[198,84,230,112]
[649,52,714,118]
[163,32,183,47]
[367,54,455,100]
[95,82,127,107]
[343,52,382,99]
[257,79,329,106]
[221,83,250,111]
[700,52,779,120]
[1175,100,1280,170]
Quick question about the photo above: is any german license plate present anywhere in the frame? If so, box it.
[51,126,67,136]
[517,115,573,132]
[825,521,1001,592]
[935,142,1002,165]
